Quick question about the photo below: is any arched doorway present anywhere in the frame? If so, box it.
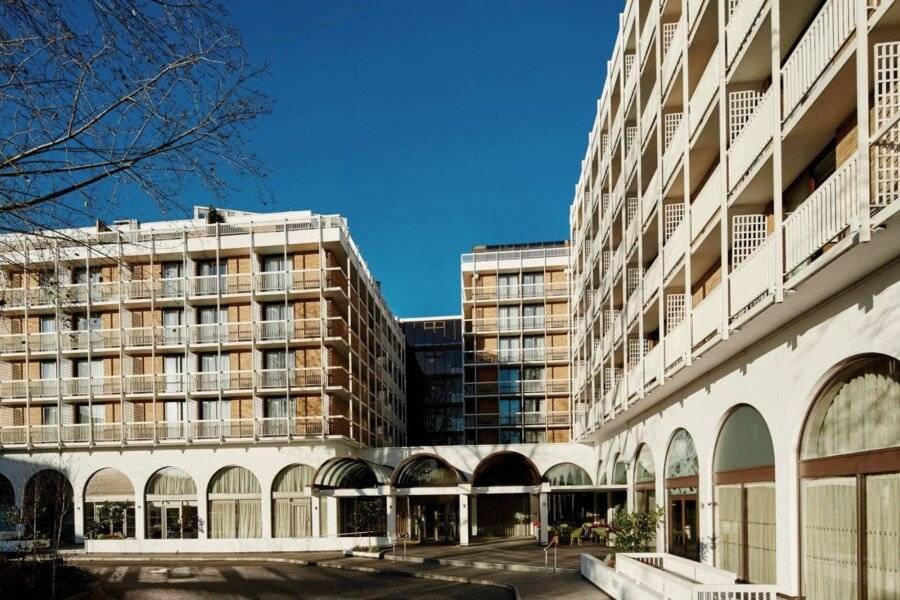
[83,468,135,539]
[272,464,315,538]
[665,428,699,560]
[392,454,464,543]
[713,405,776,583]
[207,466,261,538]
[145,467,198,539]
[314,457,390,536]
[609,454,628,519]
[0,474,15,539]
[799,355,899,600]
[633,444,656,513]
[472,452,540,539]
[23,469,74,544]
[543,462,598,527]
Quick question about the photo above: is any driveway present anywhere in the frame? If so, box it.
[86,560,514,600]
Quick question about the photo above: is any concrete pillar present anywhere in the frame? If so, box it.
[73,494,84,543]
[311,496,321,537]
[458,493,470,546]
[197,495,209,539]
[386,494,397,541]
[260,490,273,539]
[470,494,478,538]
[325,496,338,536]
[539,491,550,544]
[134,499,146,539]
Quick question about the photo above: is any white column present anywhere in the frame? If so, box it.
[539,490,550,544]
[73,494,85,544]
[325,496,338,536]
[311,496,321,537]
[469,494,478,538]
[458,493,470,546]
[134,500,146,539]
[386,494,397,541]
[197,495,209,539]
[261,490,273,539]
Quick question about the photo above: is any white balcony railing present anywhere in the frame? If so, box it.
[663,219,688,275]
[730,234,777,315]
[642,170,660,224]
[662,18,685,90]
[691,164,723,241]
[665,320,686,368]
[662,115,685,185]
[782,0,856,121]
[640,0,660,63]
[643,257,661,304]
[641,81,660,145]
[644,343,662,384]
[688,46,720,139]
[784,155,859,275]
[692,285,722,345]
[726,0,766,66]
[728,88,774,190]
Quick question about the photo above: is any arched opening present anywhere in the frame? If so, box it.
[543,463,602,531]
[798,355,899,600]
[665,429,699,561]
[0,474,15,539]
[23,469,74,544]
[272,464,314,538]
[713,405,776,583]
[207,466,261,538]
[471,452,540,539]
[145,467,198,539]
[633,444,656,513]
[314,457,390,537]
[83,468,135,539]
[392,454,463,544]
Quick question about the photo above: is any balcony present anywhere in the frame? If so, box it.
[663,219,687,275]
[0,331,56,354]
[784,156,859,276]
[662,113,685,186]
[641,81,660,145]
[465,281,568,302]
[662,19,686,92]
[62,329,121,352]
[464,378,571,397]
[690,164,723,241]
[467,314,569,334]
[726,0,766,67]
[781,0,856,122]
[692,285,722,346]
[729,234,777,316]
[640,0,659,65]
[688,46,720,140]
[728,88,774,190]
[664,320,687,368]
[642,257,662,305]
[0,417,328,448]
[642,170,660,225]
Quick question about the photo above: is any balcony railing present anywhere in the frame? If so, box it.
[688,46,720,139]
[782,0,855,121]
[0,417,330,448]
[639,0,659,64]
[464,379,571,396]
[692,286,722,346]
[726,0,766,67]
[463,411,571,428]
[784,156,858,275]
[465,281,568,302]
[728,87,774,190]
[730,233,777,316]
[467,314,569,333]
[641,81,660,145]
[661,18,685,90]
[691,164,723,241]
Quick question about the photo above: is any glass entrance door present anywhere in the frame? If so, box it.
[669,495,699,560]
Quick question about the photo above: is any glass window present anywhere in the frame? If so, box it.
[272,464,314,538]
[42,406,58,425]
[74,315,102,331]
[145,467,198,540]
[263,350,289,370]
[262,303,287,321]
[78,404,105,424]
[207,466,262,539]
[498,274,518,299]
[201,400,231,421]
[499,429,521,444]
[522,304,544,329]
[543,463,592,486]
[498,337,519,362]
[196,259,226,276]
[498,306,518,331]
[39,360,57,380]
[666,429,699,478]
[39,315,55,333]
[161,262,181,279]
[522,273,544,297]
[499,398,521,425]
[499,367,520,394]
[261,255,285,272]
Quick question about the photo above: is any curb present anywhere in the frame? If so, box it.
[384,552,578,575]
[69,554,521,600]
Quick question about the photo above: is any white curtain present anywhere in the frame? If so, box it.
[209,467,260,494]
[147,468,196,496]
[805,360,899,459]
[208,467,261,538]
[867,473,899,600]
[237,499,261,538]
[273,465,314,493]
[801,477,858,600]
[746,482,776,584]
[209,500,235,539]
[715,484,743,576]
[273,498,311,538]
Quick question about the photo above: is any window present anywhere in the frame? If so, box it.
[799,356,899,600]
[39,360,57,380]
[196,259,226,276]
[39,315,55,333]
[201,399,231,421]
[74,358,104,378]
[272,465,314,538]
[498,337,519,362]
[261,255,285,272]
[498,274,518,299]
[266,397,292,419]
[524,429,545,443]
[522,305,544,329]
[145,467,198,540]
[199,352,229,373]
[72,267,101,284]
[41,406,58,425]
[499,398,521,425]
[499,429,522,444]
[161,262,182,279]
[77,404,105,424]
[207,466,262,539]
[498,306,518,331]
[499,367,520,395]
[522,273,544,297]
[196,306,225,325]
[84,468,135,540]
[74,314,102,331]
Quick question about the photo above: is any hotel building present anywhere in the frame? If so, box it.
[571,0,899,598]
[0,1,896,598]
[461,243,572,444]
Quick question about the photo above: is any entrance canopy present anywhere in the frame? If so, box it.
[391,454,466,488]
[472,451,540,487]
[314,457,392,490]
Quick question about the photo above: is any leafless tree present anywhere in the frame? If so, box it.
[0,0,271,247]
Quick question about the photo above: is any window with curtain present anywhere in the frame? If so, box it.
[713,405,776,583]
[207,466,261,539]
[272,464,314,538]
[634,445,657,516]
[145,467,198,539]
[83,468,135,539]
[799,355,899,600]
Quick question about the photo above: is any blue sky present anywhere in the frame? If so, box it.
[170,1,617,317]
